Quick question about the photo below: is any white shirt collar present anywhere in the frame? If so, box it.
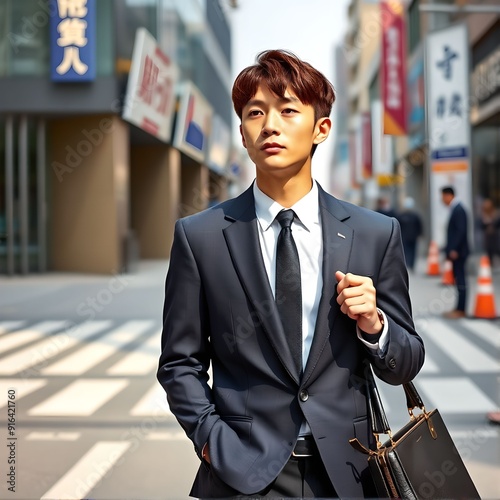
[253,180,320,232]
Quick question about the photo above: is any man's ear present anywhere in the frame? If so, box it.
[239,124,247,148]
[313,117,332,145]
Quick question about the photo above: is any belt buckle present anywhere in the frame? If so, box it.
[291,450,312,458]
[292,437,313,458]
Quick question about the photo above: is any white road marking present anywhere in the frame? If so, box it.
[26,431,81,441]
[27,379,129,417]
[0,321,67,355]
[420,353,440,373]
[416,377,497,413]
[0,321,112,375]
[461,319,500,349]
[419,318,500,373]
[41,320,154,376]
[40,441,131,500]
[0,379,47,408]
[129,383,173,417]
[106,331,160,375]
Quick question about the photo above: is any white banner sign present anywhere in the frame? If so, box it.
[426,23,472,246]
[123,28,178,143]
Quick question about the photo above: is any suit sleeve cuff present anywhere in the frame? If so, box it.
[356,309,389,357]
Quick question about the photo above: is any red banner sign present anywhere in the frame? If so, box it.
[381,0,407,135]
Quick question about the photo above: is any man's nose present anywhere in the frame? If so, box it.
[261,112,280,136]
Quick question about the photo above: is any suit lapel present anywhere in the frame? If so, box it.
[222,186,301,383]
[302,187,353,384]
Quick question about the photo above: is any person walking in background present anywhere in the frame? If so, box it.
[397,196,423,272]
[157,49,424,498]
[375,196,397,218]
[441,186,470,319]
[479,198,500,269]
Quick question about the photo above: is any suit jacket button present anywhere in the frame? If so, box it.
[389,358,396,369]
[299,390,309,402]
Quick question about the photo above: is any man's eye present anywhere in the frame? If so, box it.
[248,110,262,117]
[282,108,297,114]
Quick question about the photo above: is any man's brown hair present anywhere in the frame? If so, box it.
[232,49,336,122]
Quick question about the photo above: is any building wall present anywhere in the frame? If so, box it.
[130,145,181,259]
[49,115,129,274]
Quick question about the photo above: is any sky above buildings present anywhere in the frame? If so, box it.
[227,0,352,187]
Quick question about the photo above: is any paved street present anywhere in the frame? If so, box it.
[0,258,498,499]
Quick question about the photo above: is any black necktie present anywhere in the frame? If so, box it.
[275,209,302,375]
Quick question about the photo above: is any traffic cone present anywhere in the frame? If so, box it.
[441,259,455,285]
[473,255,497,319]
[426,241,441,276]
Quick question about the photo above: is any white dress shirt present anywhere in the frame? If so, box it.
[253,180,388,368]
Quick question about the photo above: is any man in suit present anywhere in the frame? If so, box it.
[157,50,424,498]
[441,186,470,318]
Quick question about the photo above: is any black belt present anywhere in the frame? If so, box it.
[292,436,316,458]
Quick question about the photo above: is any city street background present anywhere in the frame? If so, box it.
[0,256,498,499]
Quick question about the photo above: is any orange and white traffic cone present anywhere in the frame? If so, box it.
[441,259,455,285]
[473,255,497,319]
[426,241,441,276]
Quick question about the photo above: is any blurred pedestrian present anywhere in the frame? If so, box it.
[375,196,397,218]
[157,49,424,498]
[479,198,500,268]
[396,197,422,272]
[441,186,470,318]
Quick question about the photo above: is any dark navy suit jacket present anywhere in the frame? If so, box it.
[157,183,425,498]
[445,202,469,260]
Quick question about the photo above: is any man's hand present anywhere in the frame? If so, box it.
[449,250,459,260]
[335,271,383,334]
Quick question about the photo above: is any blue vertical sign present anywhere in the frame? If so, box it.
[50,0,96,82]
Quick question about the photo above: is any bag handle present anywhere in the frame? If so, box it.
[366,366,426,436]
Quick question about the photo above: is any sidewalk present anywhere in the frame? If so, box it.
[0,260,169,321]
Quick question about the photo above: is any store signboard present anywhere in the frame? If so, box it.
[123,28,178,143]
[381,0,407,135]
[50,0,96,81]
[426,23,472,247]
[371,100,394,185]
[172,81,213,163]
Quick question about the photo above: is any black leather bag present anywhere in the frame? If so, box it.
[349,370,480,499]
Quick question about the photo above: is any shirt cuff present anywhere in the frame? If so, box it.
[356,308,389,357]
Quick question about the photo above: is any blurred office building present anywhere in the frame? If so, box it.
[0,0,237,275]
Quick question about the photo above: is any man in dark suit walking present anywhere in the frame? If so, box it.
[441,186,470,318]
[157,50,424,498]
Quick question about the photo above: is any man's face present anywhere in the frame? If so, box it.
[442,192,453,206]
[239,84,329,180]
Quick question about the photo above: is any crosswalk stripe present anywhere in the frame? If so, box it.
[27,379,129,417]
[26,431,81,441]
[415,377,497,413]
[0,320,67,355]
[0,379,47,408]
[419,353,440,373]
[0,321,25,335]
[41,320,154,376]
[40,441,131,500]
[106,331,160,375]
[144,430,188,440]
[129,383,173,417]
[418,318,500,373]
[461,319,500,349]
[0,321,112,375]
